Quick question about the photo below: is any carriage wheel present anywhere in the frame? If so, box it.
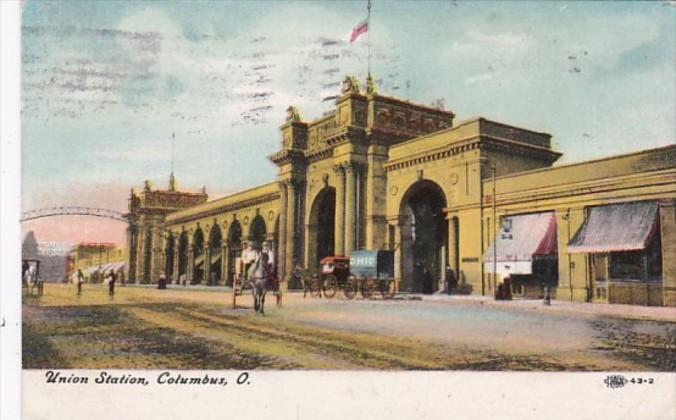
[379,279,396,299]
[309,273,322,298]
[360,277,375,299]
[344,275,358,299]
[323,275,338,298]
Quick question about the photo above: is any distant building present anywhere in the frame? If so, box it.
[21,232,71,283]
[70,242,127,283]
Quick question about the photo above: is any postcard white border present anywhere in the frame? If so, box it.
[3,2,676,420]
[1,1,23,420]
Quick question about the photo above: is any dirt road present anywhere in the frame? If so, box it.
[22,284,676,370]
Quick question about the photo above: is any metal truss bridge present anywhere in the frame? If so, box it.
[20,207,128,223]
[20,206,173,237]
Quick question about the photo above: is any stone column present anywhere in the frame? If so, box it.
[392,221,402,293]
[661,200,676,307]
[172,237,180,285]
[344,163,357,254]
[334,165,346,256]
[284,181,297,283]
[447,215,459,282]
[365,143,388,250]
[277,182,288,281]
[150,216,163,282]
[187,236,194,285]
[135,219,146,284]
[204,242,211,286]
[221,244,228,285]
[126,226,136,283]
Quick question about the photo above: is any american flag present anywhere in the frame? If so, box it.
[349,20,368,44]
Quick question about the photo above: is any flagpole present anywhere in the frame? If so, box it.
[171,131,175,175]
[367,0,372,77]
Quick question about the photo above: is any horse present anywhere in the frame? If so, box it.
[23,266,38,297]
[245,249,270,315]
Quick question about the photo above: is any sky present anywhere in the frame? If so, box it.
[18,0,676,246]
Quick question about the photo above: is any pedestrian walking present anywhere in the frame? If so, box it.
[503,275,513,300]
[157,271,167,289]
[108,269,116,297]
[422,266,434,295]
[36,275,44,297]
[76,269,84,296]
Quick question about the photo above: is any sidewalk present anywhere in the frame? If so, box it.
[422,293,676,323]
[126,283,676,323]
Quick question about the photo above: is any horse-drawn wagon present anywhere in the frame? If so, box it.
[299,250,397,299]
[348,250,396,299]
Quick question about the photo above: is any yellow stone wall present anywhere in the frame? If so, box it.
[479,146,676,306]
[162,182,281,285]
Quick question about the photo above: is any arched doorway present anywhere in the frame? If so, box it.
[306,187,336,269]
[399,180,448,294]
[208,225,222,286]
[178,231,189,283]
[192,228,205,284]
[165,233,175,281]
[249,215,267,250]
[227,220,242,286]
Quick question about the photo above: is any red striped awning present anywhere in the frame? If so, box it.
[567,201,658,254]
[483,212,557,263]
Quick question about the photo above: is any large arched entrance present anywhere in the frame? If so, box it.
[226,220,242,286]
[307,187,336,267]
[208,225,222,286]
[399,180,448,294]
[178,231,189,283]
[165,233,175,281]
[192,228,205,284]
[249,215,267,250]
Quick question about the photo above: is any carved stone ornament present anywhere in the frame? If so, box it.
[268,210,275,221]
[285,106,301,123]
[449,173,459,185]
[390,186,399,196]
[341,75,361,94]
[243,215,250,225]
[417,169,424,180]
[366,73,377,95]
[322,174,329,187]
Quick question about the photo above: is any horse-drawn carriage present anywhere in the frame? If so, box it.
[299,250,397,300]
[22,259,43,297]
[232,246,281,314]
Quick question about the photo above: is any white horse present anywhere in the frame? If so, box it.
[24,266,38,296]
[244,248,270,315]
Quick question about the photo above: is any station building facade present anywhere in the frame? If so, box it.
[126,76,676,306]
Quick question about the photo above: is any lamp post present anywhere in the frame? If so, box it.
[492,164,497,299]
[98,243,103,283]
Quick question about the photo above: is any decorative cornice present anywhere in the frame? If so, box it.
[384,135,561,172]
[371,94,456,119]
[484,169,676,208]
[305,147,333,163]
[480,136,562,162]
[384,138,481,172]
[166,192,280,225]
[268,148,306,166]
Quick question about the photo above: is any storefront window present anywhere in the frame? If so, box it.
[609,250,643,280]
[608,222,662,282]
